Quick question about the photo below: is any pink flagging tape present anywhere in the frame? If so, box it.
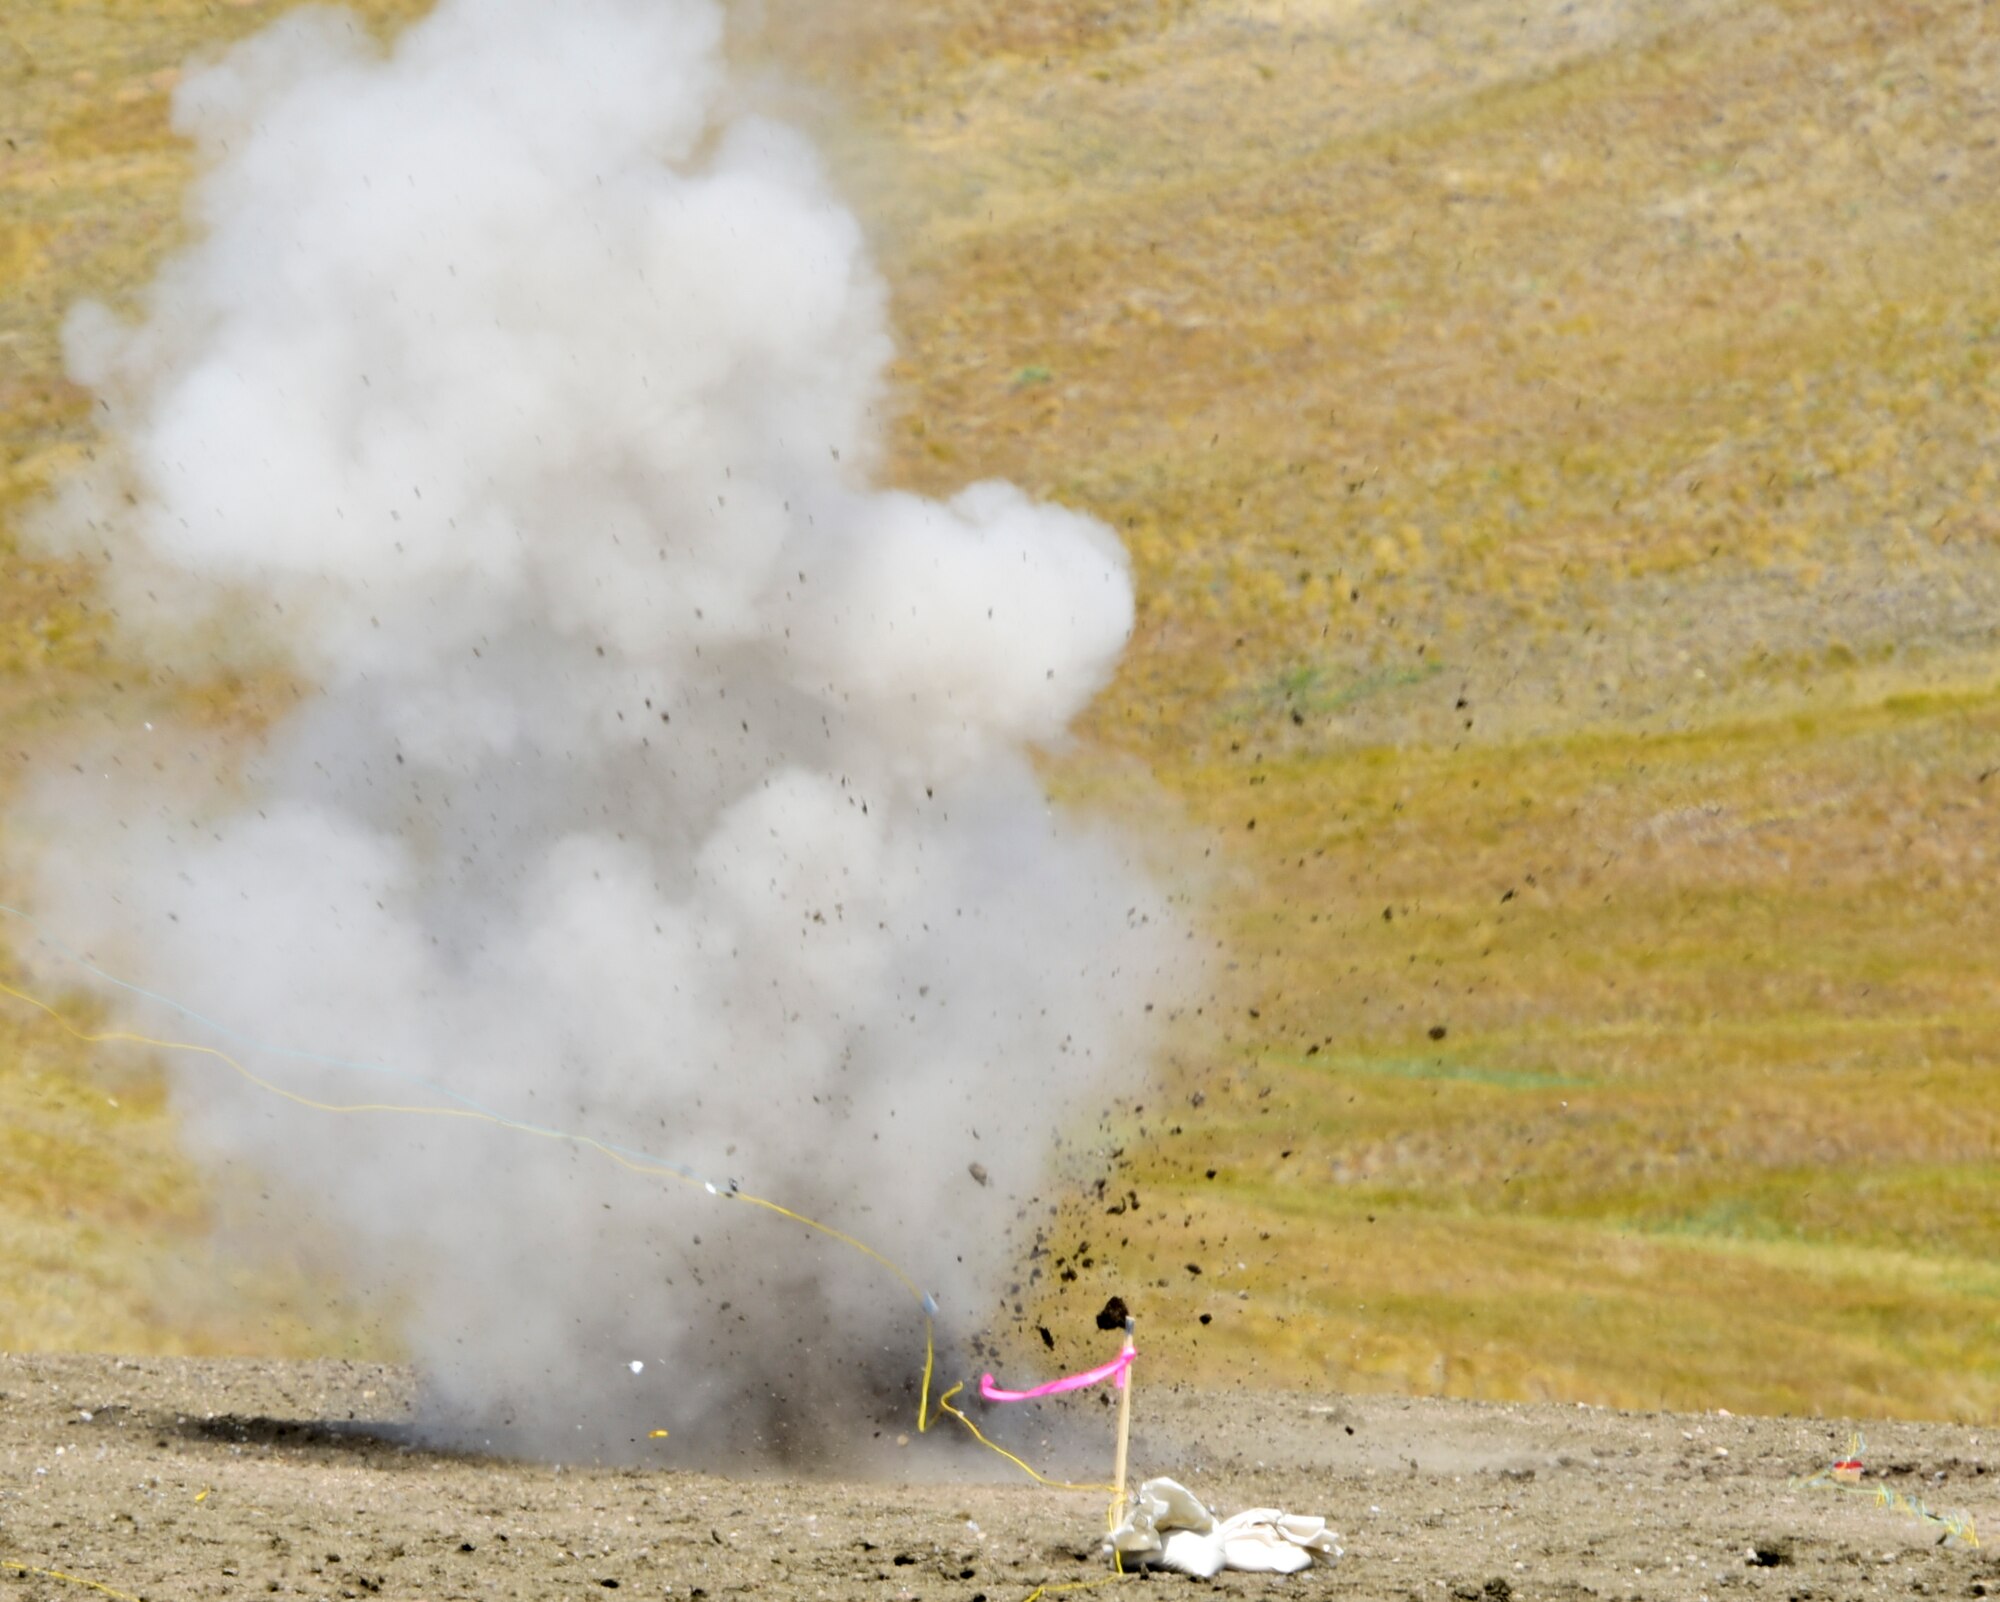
[979,1347,1136,1403]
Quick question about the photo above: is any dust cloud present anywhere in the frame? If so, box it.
[12,0,1183,1467]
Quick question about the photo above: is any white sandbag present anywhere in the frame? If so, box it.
[1157,1528,1230,1579]
[1107,1476,1342,1576]
[1215,1507,1340,1573]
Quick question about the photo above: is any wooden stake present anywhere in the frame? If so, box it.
[1110,1315,1136,1523]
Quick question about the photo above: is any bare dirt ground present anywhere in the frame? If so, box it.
[2,1355,1992,1602]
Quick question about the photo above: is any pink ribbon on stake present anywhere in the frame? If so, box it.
[979,1346,1136,1403]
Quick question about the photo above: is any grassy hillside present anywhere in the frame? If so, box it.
[4,0,1997,1416]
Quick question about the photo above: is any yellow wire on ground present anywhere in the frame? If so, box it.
[0,1560,145,1602]
[1020,1577,1126,1602]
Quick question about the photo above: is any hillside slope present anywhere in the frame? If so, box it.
[3,0,1997,1416]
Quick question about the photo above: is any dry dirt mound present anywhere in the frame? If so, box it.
[2,1354,1992,1601]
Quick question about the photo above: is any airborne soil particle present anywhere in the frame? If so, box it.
[2,1355,1994,1601]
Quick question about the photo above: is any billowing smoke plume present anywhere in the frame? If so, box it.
[17,0,1180,1465]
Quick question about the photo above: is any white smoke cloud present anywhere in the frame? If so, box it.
[16,0,1182,1465]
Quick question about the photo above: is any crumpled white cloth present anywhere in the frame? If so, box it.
[1105,1476,1342,1577]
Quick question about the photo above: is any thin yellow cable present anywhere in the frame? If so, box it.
[934,1383,1119,1495]
[0,1559,144,1602]
[1020,1577,1126,1602]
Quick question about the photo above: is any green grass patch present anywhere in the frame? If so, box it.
[1267,1048,1592,1093]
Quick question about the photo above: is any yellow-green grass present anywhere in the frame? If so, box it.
[1053,1187,2000,1418]
[1039,679,2000,1416]
[5,0,1999,1420]
[1041,672,2000,1403]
